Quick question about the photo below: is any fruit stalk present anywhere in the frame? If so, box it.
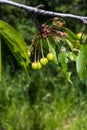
[45,37,51,52]
[41,39,44,58]
[34,43,37,62]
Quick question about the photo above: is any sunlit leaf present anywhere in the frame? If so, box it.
[48,37,59,65]
[65,39,74,50]
[65,27,79,40]
[59,52,67,71]
[76,44,87,79]
[67,52,76,61]
[59,52,72,83]
[65,29,83,51]
[0,35,1,82]
[0,20,30,73]
[65,72,72,84]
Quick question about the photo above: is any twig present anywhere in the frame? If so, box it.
[0,0,87,24]
[30,4,44,32]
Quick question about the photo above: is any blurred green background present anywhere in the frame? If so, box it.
[0,0,87,129]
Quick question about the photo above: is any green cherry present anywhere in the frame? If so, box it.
[28,51,31,58]
[77,33,85,39]
[37,62,42,69]
[47,53,54,61]
[40,58,48,66]
[31,62,38,70]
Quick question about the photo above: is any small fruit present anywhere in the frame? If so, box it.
[28,51,31,57]
[40,58,48,65]
[77,32,85,39]
[31,62,38,70]
[37,62,42,69]
[47,53,54,61]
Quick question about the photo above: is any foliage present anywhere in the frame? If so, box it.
[0,66,87,130]
[76,44,87,79]
[0,35,1,82]
[0,20,30,78]
[0,19,87,82]
[0,1,87,129]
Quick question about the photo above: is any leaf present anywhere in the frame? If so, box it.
[0,35,1,82]
[76,44,87,79]
[59,52,72,83]
[67,52,76,61]
[65,27,79,40]
[65,72,72,84]
[60,52,67,71]
[65,39,74,50]
[48,37,59,65]
[65,28,83,51]
[0,20,30,72]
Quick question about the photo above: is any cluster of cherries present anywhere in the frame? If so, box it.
[28,50,54,70]
[27,18,66,70]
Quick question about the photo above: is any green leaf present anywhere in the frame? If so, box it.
[48,37,59,65]
[65,39,74,50]
[0,35,1,82]
[67,52,76,61]
[65,28,83,51]
[0,20,30,72]
[59,52,72,83]
[76,44,87,79]
[65,72,72,84]
[65,27,79,40]
[60,52,67,71]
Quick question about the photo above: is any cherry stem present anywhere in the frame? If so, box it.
[41,39,44,58]
[45,37,51,52]
[34,43,37,62]
[37,44,40,61]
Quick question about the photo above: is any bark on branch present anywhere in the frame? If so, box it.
[0,0,87,24]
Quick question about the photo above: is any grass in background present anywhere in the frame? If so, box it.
[0,64,87,130]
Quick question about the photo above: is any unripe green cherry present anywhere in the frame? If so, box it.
[28,51,31,58]
[40,57,48,66]
[31,62,38,70]
[77,32,85,39]
[37,62,42,69]
[47,53,54,61]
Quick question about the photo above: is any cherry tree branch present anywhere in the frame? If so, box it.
[0,0,87,24]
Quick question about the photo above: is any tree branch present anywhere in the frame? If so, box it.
[0,0,87,24]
